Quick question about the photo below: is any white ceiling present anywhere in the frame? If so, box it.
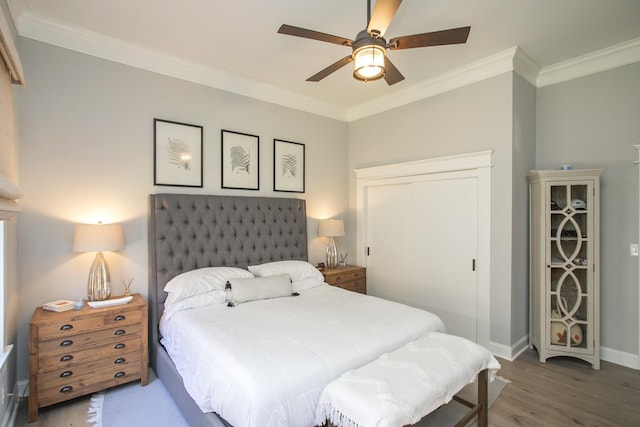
[7,0,640,121]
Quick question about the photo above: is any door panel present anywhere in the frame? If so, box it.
[410,177,478,340]
[366,183,411,304]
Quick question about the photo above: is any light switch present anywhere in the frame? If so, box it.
[631,244,639,256]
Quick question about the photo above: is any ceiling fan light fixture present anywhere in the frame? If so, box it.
[353,44,386,81]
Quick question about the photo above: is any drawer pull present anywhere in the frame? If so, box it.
[114,343,126,349]
[60,324,73,331]
[60,386,73,393]
[335,276,342,281]
[114,371,125,378]
[114,357,126,364]
[60,355,73,362]
[114,315,126,321]
[60,371,73,378]
[114,329,126,336]
[60,339,73,347]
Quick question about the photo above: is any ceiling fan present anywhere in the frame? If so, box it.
[278,0,470,85]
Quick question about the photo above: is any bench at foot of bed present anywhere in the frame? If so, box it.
[315,332,501,427]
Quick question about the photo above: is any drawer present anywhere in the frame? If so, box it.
[325,270,365,285]
[38,336,141,373]
[38,365,141,407]
[335,279,366,294]
[39,324,141,355]
[38,351,141,387]
[37,309,143,340]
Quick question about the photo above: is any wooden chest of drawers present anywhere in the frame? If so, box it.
[28,294,148,422]
[321,265,366,294]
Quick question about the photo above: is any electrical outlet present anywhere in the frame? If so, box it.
[631,244,639,256]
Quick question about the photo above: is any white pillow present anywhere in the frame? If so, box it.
[227,274,293,305]
[164,267,254,304]
[292,277,325,292]
[163,291,226,321]
[248,260,324,282]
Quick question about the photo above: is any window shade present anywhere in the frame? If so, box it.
[0,13,24,221]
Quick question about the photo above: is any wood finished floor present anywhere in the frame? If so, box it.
[15,349,640,427]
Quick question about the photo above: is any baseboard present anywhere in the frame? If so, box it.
[16,380,28,399]
[488,335,528,361]
[601,346,639,370]
[490,334,639,370]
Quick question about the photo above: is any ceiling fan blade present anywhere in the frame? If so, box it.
[306,55,354,82]
[383,56,404,85]
[367,0,402,38]
[389,26,471,50]
[278,24,353,46]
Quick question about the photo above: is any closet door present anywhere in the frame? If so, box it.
[410,176,478,341]
[366,183,412,303]
[365,174,479,342]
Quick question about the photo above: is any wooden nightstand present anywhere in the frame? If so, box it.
[28,293,148,422]
[321,265,366,294]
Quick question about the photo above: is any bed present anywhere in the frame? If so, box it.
[148,194,481,427]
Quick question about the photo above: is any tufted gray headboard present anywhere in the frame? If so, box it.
[147,194,308,358]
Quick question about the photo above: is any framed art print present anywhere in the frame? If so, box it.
[274,139,305,193]
[221,130,260,190]
[154,119,203,187]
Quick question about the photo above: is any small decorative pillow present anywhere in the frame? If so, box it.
[164,267,254,304]
[226,274,294,306]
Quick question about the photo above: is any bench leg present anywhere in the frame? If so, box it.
[477,369,488,427]
[453,369,489,427]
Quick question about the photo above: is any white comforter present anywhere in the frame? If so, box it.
[160,284,444,427]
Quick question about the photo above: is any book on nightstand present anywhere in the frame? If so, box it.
[43,299,75,312]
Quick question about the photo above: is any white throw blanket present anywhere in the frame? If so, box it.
[315,332,501,427]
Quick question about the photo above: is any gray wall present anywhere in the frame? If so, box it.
[348,73,520,349]
[14,38,349,381]
[536,62,640,355]
[511,74,537,343]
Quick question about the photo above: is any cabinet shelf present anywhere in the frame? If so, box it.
[528,169,602,370]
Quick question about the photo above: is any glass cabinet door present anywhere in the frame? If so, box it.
[547,183,591,350]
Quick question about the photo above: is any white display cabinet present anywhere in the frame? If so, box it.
[528,169,602,370]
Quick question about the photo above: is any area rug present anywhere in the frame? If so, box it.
[88,371,508,426]
[87,370,188,427]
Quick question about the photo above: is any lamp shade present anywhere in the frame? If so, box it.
[73,222,124,253]
[318,219,345,238]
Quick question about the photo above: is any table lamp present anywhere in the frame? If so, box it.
[318,219,344,268]
[73,221,125,301]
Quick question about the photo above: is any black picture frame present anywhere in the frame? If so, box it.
[221,130,260,190]
[273,139,305,193]
[154,119,203,188]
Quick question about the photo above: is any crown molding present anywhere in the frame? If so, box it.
[348,47,524,121]
[10,8,349,121]
[537,37,640,88]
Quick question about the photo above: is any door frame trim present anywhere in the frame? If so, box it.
[355,150,493,348]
